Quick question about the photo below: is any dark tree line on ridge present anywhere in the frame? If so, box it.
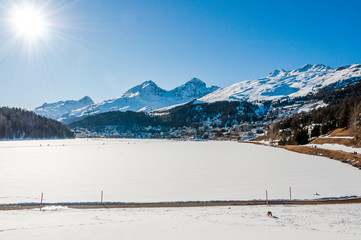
[0,107,74,139]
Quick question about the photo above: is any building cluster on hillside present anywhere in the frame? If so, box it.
[72,122,268,140]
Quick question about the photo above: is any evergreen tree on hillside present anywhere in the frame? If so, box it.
[293,129,309,145]
[350,102,361,134]
[339,100,350,128]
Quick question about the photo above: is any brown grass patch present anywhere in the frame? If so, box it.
[329,128,355,137]
[249,135,269,141]
[310,137,355,146]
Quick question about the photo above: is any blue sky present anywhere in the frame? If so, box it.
[0,0,361,109]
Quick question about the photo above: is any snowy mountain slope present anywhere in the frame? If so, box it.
[37,78,219,123]
[200,64,361,103]
[34,96,94,120]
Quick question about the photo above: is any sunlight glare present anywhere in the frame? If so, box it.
[11,4,47,39]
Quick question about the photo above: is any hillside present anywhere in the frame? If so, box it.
[0,107,74,139]
[268,79,361,145]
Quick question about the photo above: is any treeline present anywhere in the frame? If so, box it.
[0,107,74,139]
[270,82,361,145]
[68,111,164,132]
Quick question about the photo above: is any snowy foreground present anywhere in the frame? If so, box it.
[1,204,361,240]
[1,139,361,204]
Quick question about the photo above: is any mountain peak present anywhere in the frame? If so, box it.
[269,69,287,77]
[141,80,157,87]
[296,64,331,73]
[123,80,165,98]
[79,96,94,104]
[171,78,219,100]
[186,77,205,85]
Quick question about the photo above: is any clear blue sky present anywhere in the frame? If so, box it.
[0,0,360,109]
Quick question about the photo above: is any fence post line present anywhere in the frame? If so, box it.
[289,187,292,200]
[266,190,268,205]
[40,192,43,210]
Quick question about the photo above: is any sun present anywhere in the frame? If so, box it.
[10,4,47,40]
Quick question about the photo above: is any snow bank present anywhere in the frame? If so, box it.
[41,206,68,211]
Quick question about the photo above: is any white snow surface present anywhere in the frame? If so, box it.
[200,64,361,103]
[1,139,361,204]
[320,135,354,139]
[297,100,328,113]
[1,204,361,239]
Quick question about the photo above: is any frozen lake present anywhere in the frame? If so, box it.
[0,139,361,204]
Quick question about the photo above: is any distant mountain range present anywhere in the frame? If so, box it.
[200,64,361,102]
[34,64,361,124]
[35,78,219,123]
[35,96,94,120]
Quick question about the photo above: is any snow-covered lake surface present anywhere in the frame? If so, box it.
[1,204,361,240]
[1,139,361,204]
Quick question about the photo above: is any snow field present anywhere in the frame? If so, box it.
[1,139,361,204]
[0,204,361,240]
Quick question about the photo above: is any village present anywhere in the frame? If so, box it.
[72,121,267,140]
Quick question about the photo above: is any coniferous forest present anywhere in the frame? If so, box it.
[0,107,74,139]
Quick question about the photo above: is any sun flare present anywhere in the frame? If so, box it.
[10,4,47,39]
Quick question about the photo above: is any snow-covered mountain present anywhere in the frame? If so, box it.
[34,96,94,120]
[36,78,219,123]
[35,64,361,124]
[200,64,361,103]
